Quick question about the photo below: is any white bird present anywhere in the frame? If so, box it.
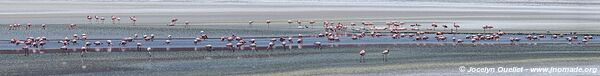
[80,46,87,57]
[146,47,152,57]
[165,40,171,45]
[382,49,389,62]
[314,42,322,49]
[205,45,213,51]
[359,49,366,63]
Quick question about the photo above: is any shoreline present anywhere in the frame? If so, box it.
[2,42,598,54]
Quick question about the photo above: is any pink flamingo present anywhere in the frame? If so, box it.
[431,23,438,31]
[482,25,493,33]
[169,17,178,26]
[81,34,88,41]
[86,16,93,23]
[226,43,234,52]
[130,16,137,25]
[236,42,244,50]
[111,16,117,24]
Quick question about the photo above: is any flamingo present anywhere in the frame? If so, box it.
[566,37,574,44]
[86,16,93,23]
[250,43,257,51]
[482,25,493,33]
[116,17,121,23]
[309,20,315,27]
[452,22,460,35]
[266,20,271,27]
[226,43,234,52]
[281,41,288,50]
[509,37,521,45]
[8,24,14,30]
[314,42,321,49]
[236,42,244,50]
[94,41,102,46]
[431,23,438,31]
[69,24,77,30]
[171,17,178,23]
[100,17,106,24]
[60,46,69,55]
[205,44,213,51]
[168,22,175,26]
[136,43,142,50]
[71,39,79,45]
[194,38,201,45]
[382,49,389,62]
[120,41,128,46]
[167,35,173,40]
[295,38,302,48]
[22,46,30,56]
[26,23,31,29]
[80,46,87,57]
[359,49,366,63]
[41,24,46,30]
[94,16,100,23]
[81,34,88,41]
[164,40,171,45]
[106,40,113,46]
[456,39,464,44]
[185,21,190,26]
[130,16,137,25]
[84,42,92,47]
[146,47,152,57]
[73,34,79,39]
[268,42,275,50]
[111,15,117,24]
[200,31,208,40]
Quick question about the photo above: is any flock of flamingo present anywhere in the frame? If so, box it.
[4,15,595,62]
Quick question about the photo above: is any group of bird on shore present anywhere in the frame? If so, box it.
[4,15,596,62]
